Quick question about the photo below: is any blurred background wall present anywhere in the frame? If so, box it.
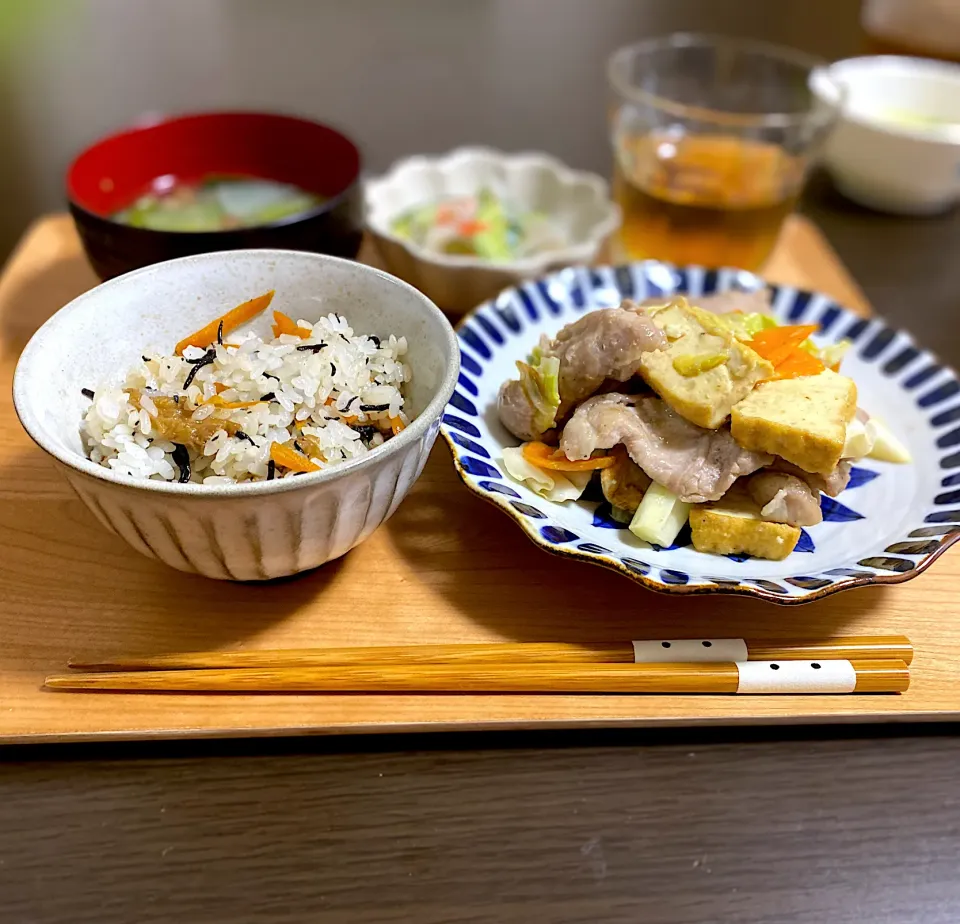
[0,0,862,256]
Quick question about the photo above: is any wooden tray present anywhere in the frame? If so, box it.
[2,215,957,743]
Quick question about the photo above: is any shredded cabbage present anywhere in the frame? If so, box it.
[501,446,592,502]
[742,312,779,337]
[724,311,779,341]
[801,338,851,369]
[866,416,912,464]
[842,416,875,460]
[516,355,561,434]
[472,189,512,260]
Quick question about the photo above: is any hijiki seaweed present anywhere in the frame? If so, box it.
[80,293,410,486]
[171,443,191,483]
[182,349,216,390]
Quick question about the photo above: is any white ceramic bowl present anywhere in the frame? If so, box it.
[365,147,621,314]
[811,55,960,214]
[13,249,459,581]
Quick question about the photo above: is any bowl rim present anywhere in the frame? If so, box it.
[13,248,459,498]
[66,109,363,235]
[812,55,960,144]
[364,146,622,273]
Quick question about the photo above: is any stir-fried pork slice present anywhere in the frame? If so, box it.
[560,393,771,503]
[495,303,666,441]
[745,471,823,527]
[772,458,852,497]
[548,305,667,415]
[639,289,772,315]
[497,379,543,442]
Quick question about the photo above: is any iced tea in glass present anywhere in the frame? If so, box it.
[608,35,842,270]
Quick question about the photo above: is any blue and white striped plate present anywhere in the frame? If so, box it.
[439,262,960,604]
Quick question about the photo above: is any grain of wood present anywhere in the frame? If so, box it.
[2,731,960,924]
[0,214,955,743]
[68,633,913,670]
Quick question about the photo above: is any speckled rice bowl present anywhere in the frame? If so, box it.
[13,249,459,580]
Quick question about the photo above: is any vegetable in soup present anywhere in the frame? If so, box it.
[113,176,325,232]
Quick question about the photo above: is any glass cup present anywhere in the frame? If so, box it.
[607,34,844,271]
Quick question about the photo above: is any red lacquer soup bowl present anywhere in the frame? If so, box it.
[67,111,363,279]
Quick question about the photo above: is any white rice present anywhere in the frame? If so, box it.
[80,311,411,484]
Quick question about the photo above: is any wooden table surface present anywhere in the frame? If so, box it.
[4,183,960,922]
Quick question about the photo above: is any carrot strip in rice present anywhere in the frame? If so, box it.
[270,442,320,473]
[272,310,312,339]
[175,290,275,355]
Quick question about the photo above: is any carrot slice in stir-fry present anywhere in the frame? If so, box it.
[175,291,275,355]
[270,442,320,473]
[749,324,818,367]
[750,324,825,380]
[272,310,312,339]
[522,441,614,471]
[766,349,825,381]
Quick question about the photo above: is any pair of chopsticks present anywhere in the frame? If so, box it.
[45,635,911,695]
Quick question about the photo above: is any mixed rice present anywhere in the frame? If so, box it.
[80,292,411,484]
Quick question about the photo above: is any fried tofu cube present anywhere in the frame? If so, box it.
[639,302,774,429]
[730,369,857,475]
[689,497,801,561]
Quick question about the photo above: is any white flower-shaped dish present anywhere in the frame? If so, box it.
[439,262,960,604]
[365,147,621,315]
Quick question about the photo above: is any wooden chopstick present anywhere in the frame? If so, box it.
[68,635,914,671]
[45,659,909,694]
